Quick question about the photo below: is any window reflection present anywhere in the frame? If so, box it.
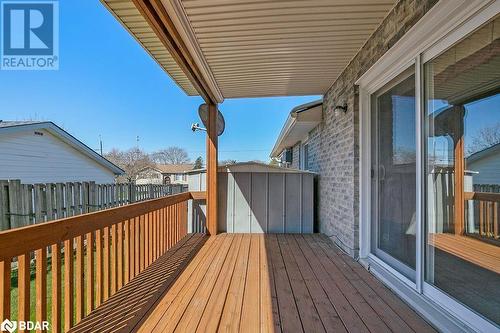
[425,16,500,326]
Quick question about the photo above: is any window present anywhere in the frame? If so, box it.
[425,16,500,325]
[303,143,310,170]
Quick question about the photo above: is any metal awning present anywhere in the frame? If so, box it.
[101,0,396,102]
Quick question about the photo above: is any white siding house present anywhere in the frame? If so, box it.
[467,143,500,185]
[0,121,124,183]
[136,164,194,185]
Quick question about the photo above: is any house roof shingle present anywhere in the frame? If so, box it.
[154,164,195,174]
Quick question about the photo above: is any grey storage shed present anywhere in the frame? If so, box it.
[187,162,316,234]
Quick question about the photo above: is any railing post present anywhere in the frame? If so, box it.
[453,106,465,235]
[206,103,218,235]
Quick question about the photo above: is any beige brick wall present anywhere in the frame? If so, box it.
[309,0,439,257]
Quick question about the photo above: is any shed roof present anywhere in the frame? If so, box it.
[187,161,316,174]
[0,121,125,175]
[100,0,396,101]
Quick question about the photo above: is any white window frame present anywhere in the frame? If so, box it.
[356,1,500,332]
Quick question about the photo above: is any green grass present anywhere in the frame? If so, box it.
[10,252,95,332]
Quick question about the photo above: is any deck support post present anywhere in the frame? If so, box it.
[206,103,218,235]
[453,106,465,235]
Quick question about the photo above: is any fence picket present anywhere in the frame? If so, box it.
[46,183,55,221]
[0,181,8,230]
[8,180,21,228]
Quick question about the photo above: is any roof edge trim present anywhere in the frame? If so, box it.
[270,99,323,158]
[165,0,224,103]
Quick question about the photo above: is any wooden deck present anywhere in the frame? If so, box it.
[429,233,500,274]
[71,233,435,333]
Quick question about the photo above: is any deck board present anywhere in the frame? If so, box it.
[70,233,436,333]
[311,235,412,332]
[429,233,500,274]
[285,235,347,333]
[277,234,326,333]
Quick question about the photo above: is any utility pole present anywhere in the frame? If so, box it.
[136,136,140,159]
[99,135,103,156]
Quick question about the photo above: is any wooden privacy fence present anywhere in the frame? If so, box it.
[0,180,188,231]
[0,191,199,333]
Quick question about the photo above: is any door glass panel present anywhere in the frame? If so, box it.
[425,16,500,326]
[371,67,416,281]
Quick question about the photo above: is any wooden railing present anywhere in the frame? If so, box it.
[465,191,500,240]
[0,191,202,333]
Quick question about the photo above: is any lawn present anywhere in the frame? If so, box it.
[10,251,95,331]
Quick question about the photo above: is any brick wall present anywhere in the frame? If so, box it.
[291,142,301,169]
[311,0,438,257]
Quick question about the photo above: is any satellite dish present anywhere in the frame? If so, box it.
[198,104,225,136]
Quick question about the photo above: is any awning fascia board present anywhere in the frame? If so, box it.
[132,0,221,104]
[163,0,223,103]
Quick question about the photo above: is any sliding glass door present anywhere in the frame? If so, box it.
[371,67,417,281]
[365,10,500,330]
[425,16,500,326]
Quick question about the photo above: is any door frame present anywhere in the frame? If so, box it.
[357,0,500,332]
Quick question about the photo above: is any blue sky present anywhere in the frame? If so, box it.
[0,0,320,162]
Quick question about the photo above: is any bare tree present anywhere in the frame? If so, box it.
[151,146,190,164]
[105,147,153,182]
[467,122,500,155]
[219,159,237,165]
[394,147,416,164]
[193,156,204,169]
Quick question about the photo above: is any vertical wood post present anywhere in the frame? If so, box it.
[454,106,465,235]
[206,103,218,235]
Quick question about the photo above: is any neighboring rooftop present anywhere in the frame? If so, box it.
[0,120,43,128]
[270,99,323,158]
[151,164,196,174]
[467,142,500,164]
[0,120,124,175]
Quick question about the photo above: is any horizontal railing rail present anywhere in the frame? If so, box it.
[190,191,206,200]
[0,191,204,333]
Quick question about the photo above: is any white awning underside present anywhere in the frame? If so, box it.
[102,0,396,100]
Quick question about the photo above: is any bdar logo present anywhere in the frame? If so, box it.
[0,319,17,333]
